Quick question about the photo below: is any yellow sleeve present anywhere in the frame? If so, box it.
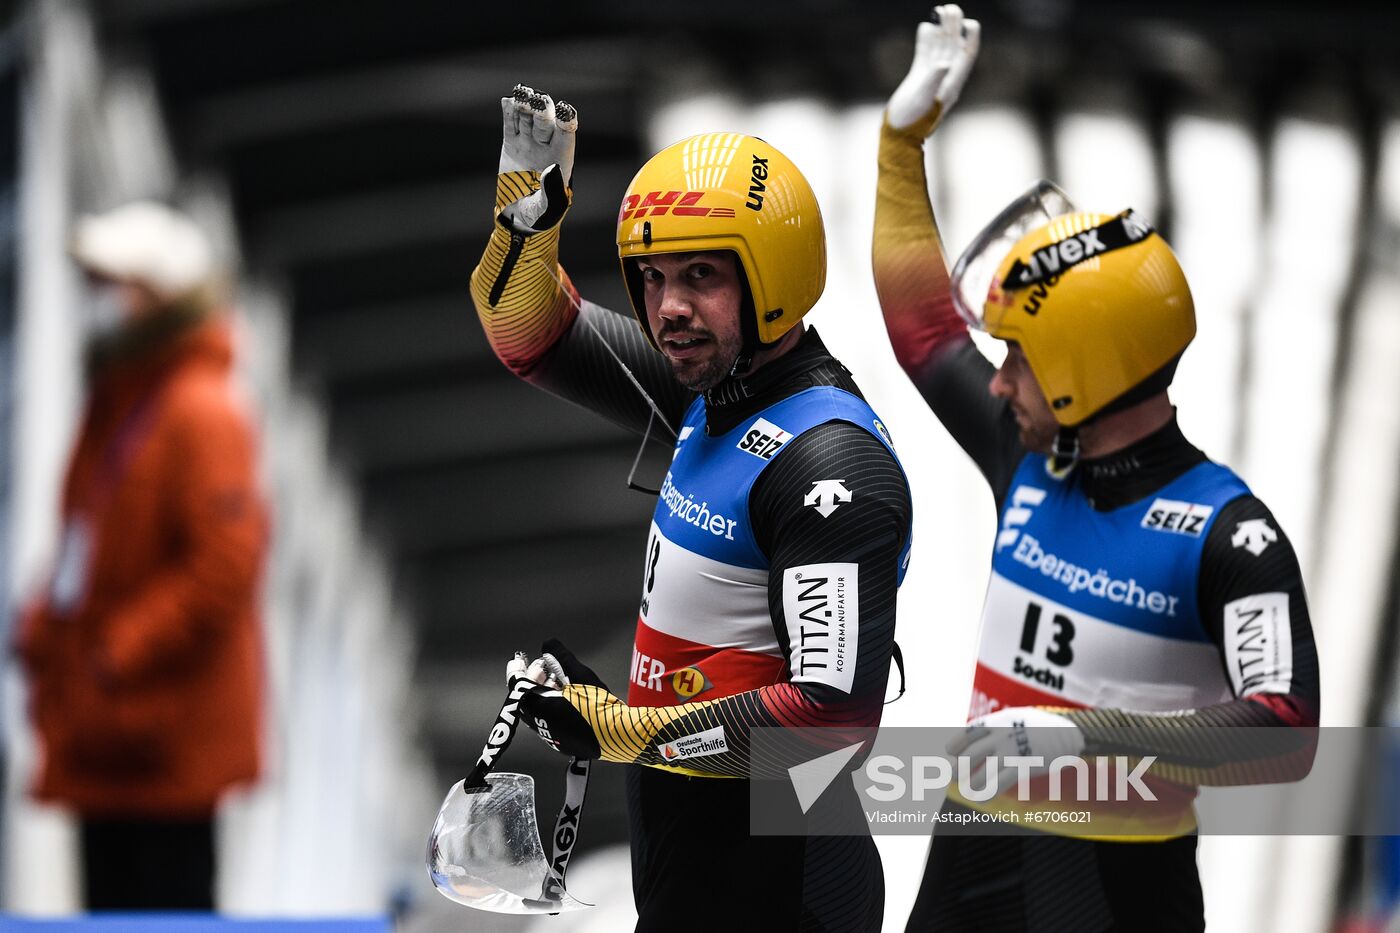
[469,171,580,376]
[872,115,968,374]
[563,677,880,780]
[563,684,750,778]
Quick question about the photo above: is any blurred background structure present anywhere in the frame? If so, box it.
[1,1,1399,931]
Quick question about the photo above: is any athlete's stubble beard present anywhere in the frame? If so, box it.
[664,327,743,391]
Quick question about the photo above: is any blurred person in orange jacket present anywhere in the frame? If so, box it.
[13,201,268,911]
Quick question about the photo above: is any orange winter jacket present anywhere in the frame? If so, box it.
[16,313,268,818]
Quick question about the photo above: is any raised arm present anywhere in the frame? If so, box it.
[874,7,1024,500]
[470,86,691,436]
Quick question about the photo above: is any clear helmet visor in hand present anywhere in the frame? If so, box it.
[428,666,592,916]
[949,180,1076,331]
[428,773,589,915]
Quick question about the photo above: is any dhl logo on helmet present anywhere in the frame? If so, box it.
[618,190,737,223]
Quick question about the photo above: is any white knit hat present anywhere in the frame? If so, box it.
[70,200,215,300]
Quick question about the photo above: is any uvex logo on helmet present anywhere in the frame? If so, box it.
[1014,229,1108,291]
[1005,210,1156,316]
[745,155,769,212]
[619,190,737,223]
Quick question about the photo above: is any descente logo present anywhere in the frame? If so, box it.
[658,726,729,763]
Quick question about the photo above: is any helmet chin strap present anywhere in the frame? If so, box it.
[1046,426,1080,480]
[727,281,764,380]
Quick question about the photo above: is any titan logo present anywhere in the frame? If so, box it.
[1223,593,1292,696]
[794,575,834,675]
[619,190,737,222]
[784,563,859,694]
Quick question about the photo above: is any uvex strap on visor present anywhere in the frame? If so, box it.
[1001,209,1156,290]
[427,671,592,915]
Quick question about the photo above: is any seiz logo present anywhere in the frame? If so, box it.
[996,485,1047,551]
[1141,498,1215,537]
[746,155,769,211]
[737,417,792,460]
[619,190,736,222]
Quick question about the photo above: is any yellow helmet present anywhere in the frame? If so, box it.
[616,133,826,350]
[970,204,1194,426]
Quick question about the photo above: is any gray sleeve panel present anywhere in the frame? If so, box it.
[911,339,1026,510]
[523,300,696,440]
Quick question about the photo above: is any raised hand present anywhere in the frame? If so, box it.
[498,84,579,231]
[886,4,982,134]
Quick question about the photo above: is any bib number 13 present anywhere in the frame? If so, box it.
[1019,601,1075,666]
